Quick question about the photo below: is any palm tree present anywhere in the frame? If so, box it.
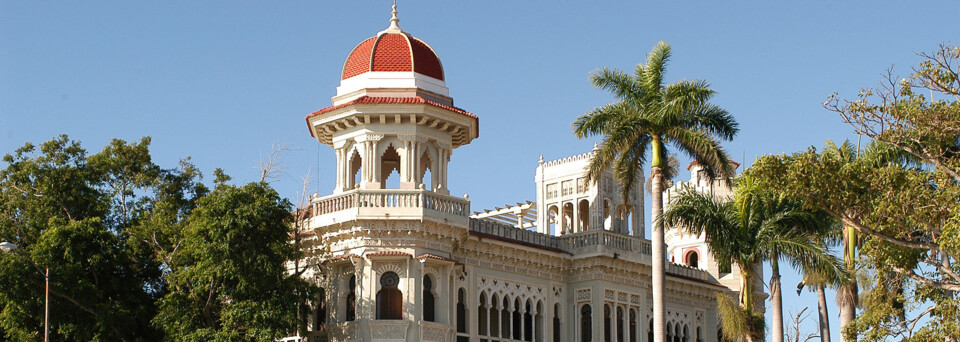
[662,175,843,342]
[818,139,918,341]
[793,214,846,342]
[573,41,738,342]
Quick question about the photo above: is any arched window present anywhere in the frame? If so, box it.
[686,251,699,268]
[513,298,522,340]
[479,293,488,336]
[674,323,681,342]
[580,304,593,342]
[603,198,613,230]
[578,199,590,231]
[616,307,624,342]
[682,325,689,342]
[377,272,402,320]
[629,309,637,342]
[648,319,653,342]
[666,322,674,342]
[524,300,533,341]
[457,288,467,333]
[423,275,436,322]
[696,327,702,342]
[346,275,356,321]
[535,301,544,342]
[604,304,611,342]
[314,288,326,332]
[548,205,559,235]
[553,303,561,342]
[563,203,574,234]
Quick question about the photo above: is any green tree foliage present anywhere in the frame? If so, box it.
[662,175,842,342]
[751,44,960,340]
[153,182,316,341]
[0,135,310,341]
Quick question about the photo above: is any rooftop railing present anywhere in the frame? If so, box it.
[467,219,708,281]
[308,189,471,224]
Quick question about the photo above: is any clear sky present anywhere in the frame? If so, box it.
[2,1,957,340]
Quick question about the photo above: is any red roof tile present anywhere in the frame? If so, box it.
[324,253,359,263]
[341,33,444,80]
[306,95,477,120]
[417,253,457,263]
[365,251,412,258]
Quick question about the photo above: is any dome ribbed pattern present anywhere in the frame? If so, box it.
[341,33,444,81]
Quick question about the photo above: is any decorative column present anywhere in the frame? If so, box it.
[519,304,526,340]
[531,305,538,342]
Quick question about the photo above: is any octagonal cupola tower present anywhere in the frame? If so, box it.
[307,5,479,195]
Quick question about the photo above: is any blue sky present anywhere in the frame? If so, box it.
[2,1,957,340]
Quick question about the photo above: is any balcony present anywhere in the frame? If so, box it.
[307,189,471,227]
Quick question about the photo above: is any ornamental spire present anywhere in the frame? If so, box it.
[381,1,403,34]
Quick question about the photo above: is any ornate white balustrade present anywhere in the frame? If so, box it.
[307,189,471,226]
[468,219,710,282]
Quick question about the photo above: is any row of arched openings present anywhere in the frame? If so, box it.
[477,292,545,341]
[346,144,435,190]
[546,201,635,236]
[578,304,639,342]
[646,319,702,342]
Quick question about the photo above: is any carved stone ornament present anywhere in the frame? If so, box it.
[576,288,591,303]
[397,134,428,143]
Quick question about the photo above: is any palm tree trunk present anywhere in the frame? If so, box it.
[771,259,784,342]
[838,225,857,342]
[651,168,666,342]
[739,266,753,313]
[817,284,831,342]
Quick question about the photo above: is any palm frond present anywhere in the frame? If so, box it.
[642,41,671,94]
[573,102,632,138]
[662,79,715,116]
[664,127,737,182]
[590,68,642,105]
[683,103,739,141]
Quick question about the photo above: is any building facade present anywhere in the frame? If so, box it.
[293,7,763,342]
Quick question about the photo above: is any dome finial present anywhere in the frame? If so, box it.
[382,0,402,34]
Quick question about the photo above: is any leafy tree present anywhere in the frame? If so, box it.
[153,180,317,341]
[662,175,842,342]
[0,136,309,341]
[751,44,960,340]
[0,136,167,341]
[572,41,738,342]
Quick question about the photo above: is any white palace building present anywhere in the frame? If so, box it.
[293,6,765,342]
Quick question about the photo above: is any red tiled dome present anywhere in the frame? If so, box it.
[341,32,444,81]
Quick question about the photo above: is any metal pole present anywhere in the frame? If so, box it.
[44,268,49,342]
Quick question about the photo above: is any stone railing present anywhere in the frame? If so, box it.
[309,189,471,224]
[468,219,653,255]
[666,262,710,281]
[469,219,562,249]
[560,230,652,255]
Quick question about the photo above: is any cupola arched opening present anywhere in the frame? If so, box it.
[380,144,401,189]
[349,149,362,189]
[419,149,434,190]
[685,250,700,268]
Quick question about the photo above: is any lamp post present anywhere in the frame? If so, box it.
[0,241,49,342]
